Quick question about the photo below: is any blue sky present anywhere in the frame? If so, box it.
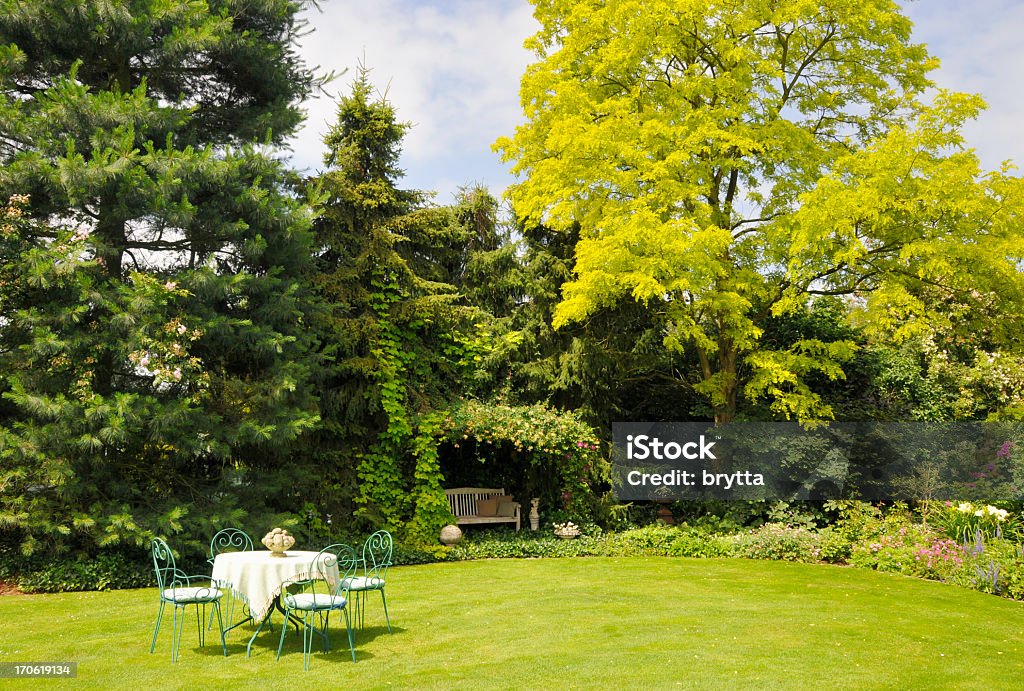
[289,0,1024,204]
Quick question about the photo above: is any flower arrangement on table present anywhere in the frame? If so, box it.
[553,521,581,539]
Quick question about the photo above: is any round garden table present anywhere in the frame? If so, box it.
[211,550,339,656]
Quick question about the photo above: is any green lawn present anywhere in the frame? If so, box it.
[1,558,1022,689]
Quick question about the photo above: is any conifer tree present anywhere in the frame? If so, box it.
[303,69,504,533]
[0,0,321,553]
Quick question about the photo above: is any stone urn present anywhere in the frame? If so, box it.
[530,498,540,531]
[439,524,463,545]
[262,528,295,557]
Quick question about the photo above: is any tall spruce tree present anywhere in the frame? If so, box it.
[0,0,321,554]
[304,69,505,535]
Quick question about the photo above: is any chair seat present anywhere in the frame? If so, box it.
[284,593,347,611]
[162,586,223,603]
[342,576,384,591]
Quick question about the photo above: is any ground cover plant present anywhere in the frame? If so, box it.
[1,558,1023,689]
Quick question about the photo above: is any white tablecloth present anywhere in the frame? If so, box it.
[211,550,339,622]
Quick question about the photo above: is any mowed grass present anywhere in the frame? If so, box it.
[1,557,1022,689]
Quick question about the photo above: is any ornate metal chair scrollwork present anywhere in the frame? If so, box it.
[150,537,228,661]
[209,528,255,561]
[207,528,255,629]
[276,543,360,670]
[345,530,393,633]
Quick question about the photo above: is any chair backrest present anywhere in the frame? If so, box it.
[311,543,359,597]
[151,537,180,591]
[208,528,254,564]
[361,530,393,580]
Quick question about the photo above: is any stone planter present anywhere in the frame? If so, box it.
[261,528,295,557]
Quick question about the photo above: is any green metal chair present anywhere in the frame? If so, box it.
[208,527,254,561]
[207,528,254,629]
[276,543,359,670]
[150,537,228,662]
[344,530,393,633]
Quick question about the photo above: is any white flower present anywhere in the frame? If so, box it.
[986,506,1009,521]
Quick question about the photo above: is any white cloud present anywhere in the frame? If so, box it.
[288,0,537,201]
[903,0,1024,172]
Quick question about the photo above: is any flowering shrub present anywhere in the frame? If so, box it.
[847,519,969,582]
[731,523,827,563]
[911,538,965,580]
[939,535,1024,598]
[932,501,1018,543]
[850,533,917,573]
[914,539,964,569]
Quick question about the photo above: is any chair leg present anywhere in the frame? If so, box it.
[208,594,232,631]
[302,610,314,671]
[172,605,184,663]
[196,604,206,647]
[380,589,391,633]
[320,611,331,653]
[214,600,227,656]
[150,600,166,653]
[344,607,356,662]
[275,607,290,662]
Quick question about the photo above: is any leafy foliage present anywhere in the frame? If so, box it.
[497,0,1024,423]
[0,0,320,554]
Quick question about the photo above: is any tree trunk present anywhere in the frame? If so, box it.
[93,194,126,396]
[715,339,738,425]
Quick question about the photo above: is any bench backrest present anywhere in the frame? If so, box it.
[445,488,506,517]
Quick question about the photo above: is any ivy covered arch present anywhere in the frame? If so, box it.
[374,401,608,544]
[437,401,606,520]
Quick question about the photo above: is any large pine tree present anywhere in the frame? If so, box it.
[0,0,321,553]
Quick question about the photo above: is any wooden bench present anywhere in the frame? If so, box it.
[445,488,521,531]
